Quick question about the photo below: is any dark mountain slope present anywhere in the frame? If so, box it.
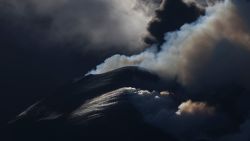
[3,66,178,141]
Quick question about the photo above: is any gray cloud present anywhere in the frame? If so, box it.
[2,0,161,51]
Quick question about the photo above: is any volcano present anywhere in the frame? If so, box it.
[4,66,178,141]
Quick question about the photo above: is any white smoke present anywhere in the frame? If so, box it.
[90,0,250,89]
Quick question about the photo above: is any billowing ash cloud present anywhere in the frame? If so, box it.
[1,0,160,50]
[144,0,202,45]
[89,1,250,140]
[91,0,250,90]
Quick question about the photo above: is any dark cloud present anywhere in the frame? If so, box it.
[1,0,160,50]
[144,0,202,45]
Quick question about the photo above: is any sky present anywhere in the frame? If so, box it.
[1,0,250,140]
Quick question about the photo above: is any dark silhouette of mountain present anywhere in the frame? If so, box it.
[3,66,178,141]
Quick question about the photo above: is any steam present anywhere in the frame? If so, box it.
[90,0,250,89]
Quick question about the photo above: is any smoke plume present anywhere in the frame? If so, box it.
[90,0,250,90]
[90,1,250,140]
